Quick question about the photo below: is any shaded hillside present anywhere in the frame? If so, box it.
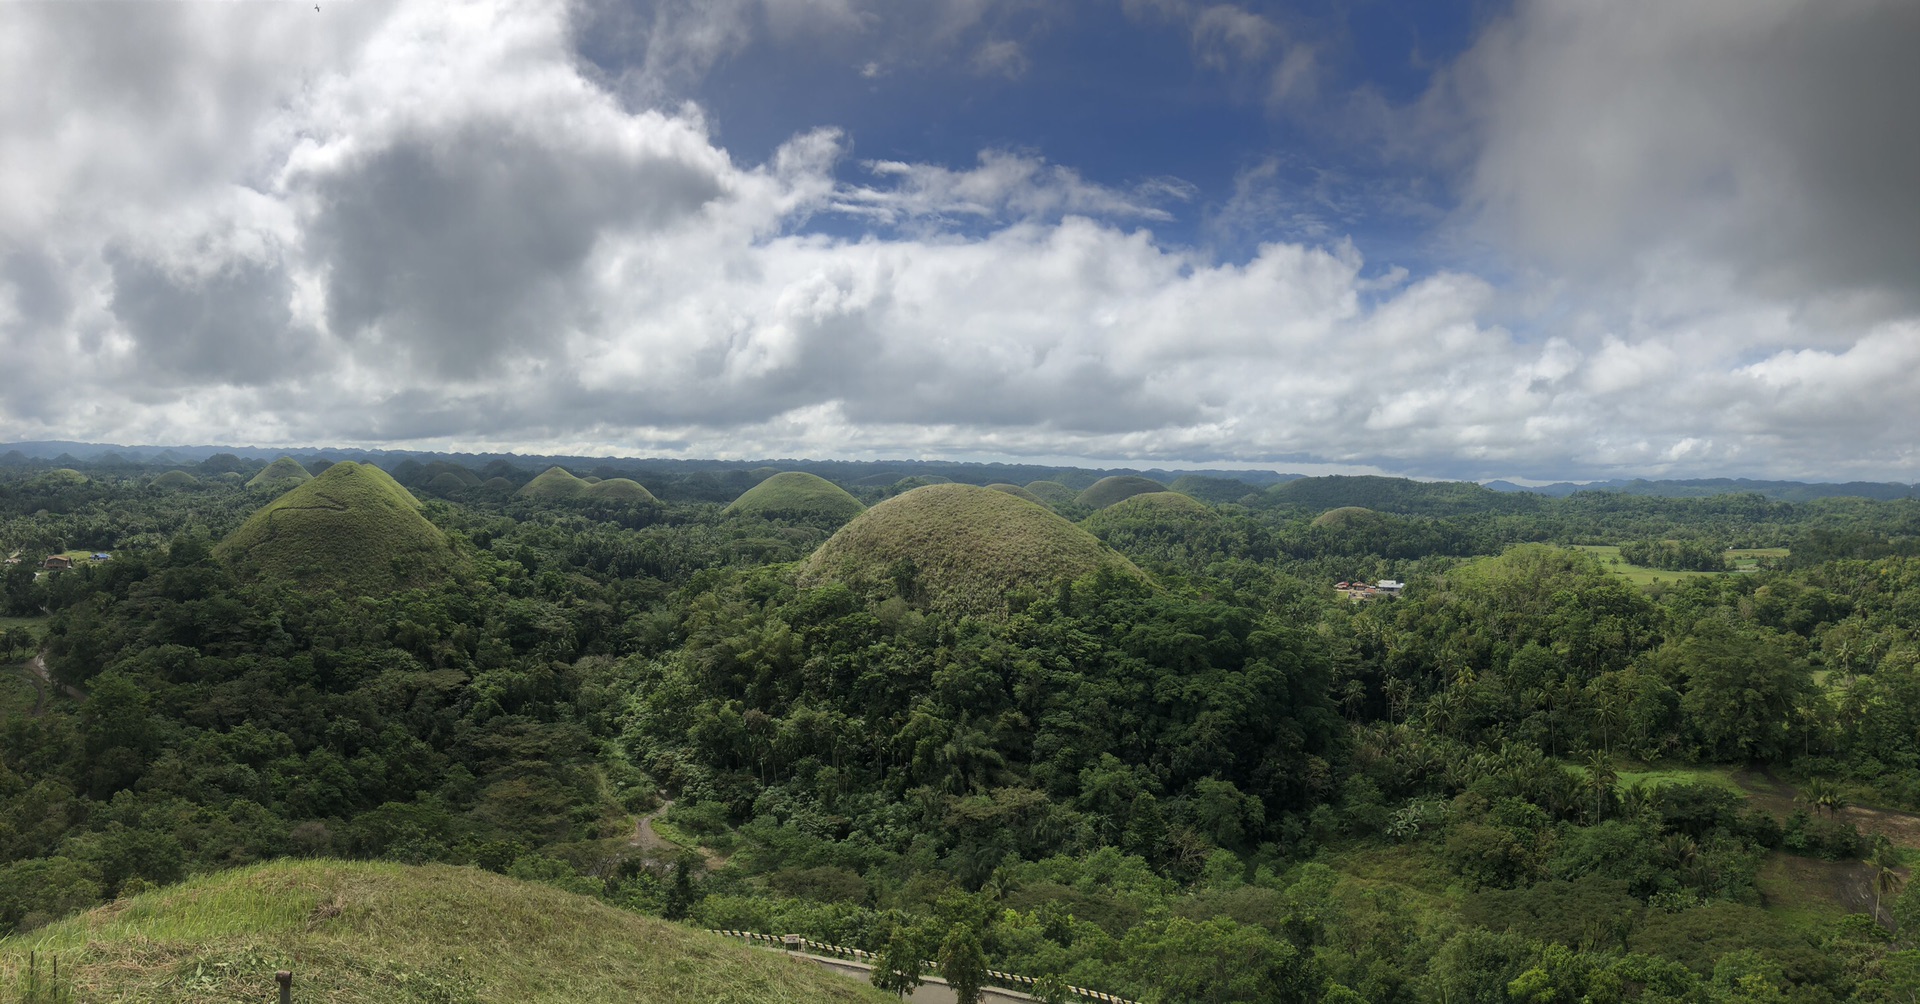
[801,484,1144,616]
[0,860,891,1004]
[214,461,457,594]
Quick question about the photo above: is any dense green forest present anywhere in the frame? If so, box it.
[5,455,1920,1003]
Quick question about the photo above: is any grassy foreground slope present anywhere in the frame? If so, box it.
[801,483,1144,616]
[214,461,456,594]
[0,860,891,1004]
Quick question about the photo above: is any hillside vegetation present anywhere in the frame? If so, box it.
[0,860,891,1004]
[801,483,1144,615]
[726,471,864,522]
[213,461,456,594]
[1076,475,1165,509]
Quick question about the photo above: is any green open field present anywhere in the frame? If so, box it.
[1571,544,1787,585]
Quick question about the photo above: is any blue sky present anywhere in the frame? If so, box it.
[1,0,1917,481]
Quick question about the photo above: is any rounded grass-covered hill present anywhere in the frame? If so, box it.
[1310,505,1383,528]
[150,470,199,489]
[0,860,893,1004]
[726,471,865,523]
[985,483,1044,504]
[1075,475,1165,509]
[246,456,313,491]
[583,478,655,502]
[800,483,1144,616]
[515,466,590,500]
[1086,490,1217,523]
[214,461,457,594]
[1023,481,1079,507]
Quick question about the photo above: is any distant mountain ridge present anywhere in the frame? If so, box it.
[0,439,1301,490]
[1484,478,1917,502]
[3,440,1913,501]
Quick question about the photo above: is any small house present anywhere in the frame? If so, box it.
[1375,579,1404,595]
[42,555,72,570]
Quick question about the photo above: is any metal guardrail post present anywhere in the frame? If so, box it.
[277,970,292,1004]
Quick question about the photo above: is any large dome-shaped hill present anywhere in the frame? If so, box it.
[1086,490,1217,523]
[1076,475,1165,509]
[215,461,456,594]
[151,470,199,489]
[800,484,1144,616]
[584,478,656,502]
[726,471,865,522]
[1310,506,1383,528]
[986,483,1044,504]
[1023,481,1079,508]
[246,457,312,492]
[515,466,590,499]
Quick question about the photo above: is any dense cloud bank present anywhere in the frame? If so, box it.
[0,0,1915,481]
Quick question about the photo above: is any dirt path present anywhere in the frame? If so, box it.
[629,799,727,871]
[1735,767,1920,850]
[25,653,85,706]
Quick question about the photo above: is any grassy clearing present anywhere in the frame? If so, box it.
[0,615,47,637]
[1570,544,1789,584]
[1755,853,1866,932]
[1561,759,1746,794]
[0,669,38,718]
[801,484,1145,617]
[0,860,893,1004]
[1570,545,1720,586]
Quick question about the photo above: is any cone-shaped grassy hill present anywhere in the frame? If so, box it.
[481,476,515,492]
[726,471,865,522]
[0,860,892,1004]
[1311,505,1382,528]
[1076,475,1165,509]
[1088,490,1217,522]
[801,484,1144,616]
[214,462,456,595]
[1023,481,1078,507]
[246,456,313,491]
[1168,474,1262,505]
[425,472,469,494]
[986,483,1044,504]
[516,466,590,499]
[584,478,656,502]
[151,470,198,489]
